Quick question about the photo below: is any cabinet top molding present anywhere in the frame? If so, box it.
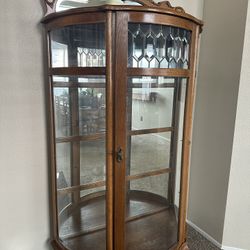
[42,0,203,27]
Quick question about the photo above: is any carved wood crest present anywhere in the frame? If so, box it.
[131,0,185,13]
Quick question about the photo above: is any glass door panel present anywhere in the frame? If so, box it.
[128,77,174,130]
[125,76,188,250]
[53,75,106,250]
[128,132,171,175]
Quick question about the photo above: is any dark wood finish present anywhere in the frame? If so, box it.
[57,191,175,248]
[128,11,194,30]
[126,168,173,181]
[58,180,106,195]
[113,11,128,250]
[45,12,105,30]
[61,207,177,250]
[49,67,105,76]
[47,32,59,240]
[57,191,177,250]
[56,133,105,143]
[106,11,114,250]
[127,68,190,77]
[60,200,169,241]
[128,127,173,136]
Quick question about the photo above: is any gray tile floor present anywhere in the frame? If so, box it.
[187,225,220,250]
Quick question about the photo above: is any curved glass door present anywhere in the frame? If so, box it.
[50,23,107,250]
[125,22,191,250]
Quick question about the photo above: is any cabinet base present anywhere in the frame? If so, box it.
[55,191,181,250]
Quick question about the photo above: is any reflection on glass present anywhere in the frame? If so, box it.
[79,88,106,136]
[129,132,171,175]
[56,143,72,213]
[174,79,187,208]
[128,77,174,130]
[80,139,106,189]
[51,23,105,67]
[53,75,107,248]
[125,77,188,250]
[78,48,105,67]
[130,174,169,199]
[56,143,71,188]
[51,41,68,67]
[54,87,71,137]
[128,23,191,69]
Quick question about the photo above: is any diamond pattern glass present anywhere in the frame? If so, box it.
[128,23,191,69]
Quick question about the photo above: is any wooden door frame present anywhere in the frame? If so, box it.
[113,11,129,250]
[112,11,201,250]
[106,10,114,250]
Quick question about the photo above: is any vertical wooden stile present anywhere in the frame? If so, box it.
[46,29,59,240]
[113,11,129,250]
[106,11,114,250]
[177,24,201,249]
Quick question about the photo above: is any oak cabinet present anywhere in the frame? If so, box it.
[42,1,203,249]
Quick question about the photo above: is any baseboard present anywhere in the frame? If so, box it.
[187,220,247,250]
[186,220,222,249]
[221,246,247,250]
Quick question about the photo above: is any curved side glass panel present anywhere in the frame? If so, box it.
[53,75,107,250]
[50,24,105,68]
[128,23,191,69]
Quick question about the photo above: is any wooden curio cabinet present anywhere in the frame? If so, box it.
[42,0,203,249]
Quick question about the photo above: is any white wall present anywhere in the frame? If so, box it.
[170,0,204,20]
[188,0,248,244]
[0,1,50,250]
[0,1,203,250]
[222,2,250,249]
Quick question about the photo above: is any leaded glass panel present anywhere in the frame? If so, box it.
[128,23,191,69]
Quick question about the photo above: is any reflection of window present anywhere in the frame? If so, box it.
[52,41,68,67]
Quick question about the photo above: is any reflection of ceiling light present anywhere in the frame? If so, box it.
[72,0,88,2]
[56,0,140,12]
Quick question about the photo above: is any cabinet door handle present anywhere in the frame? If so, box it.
[116,147,123,163]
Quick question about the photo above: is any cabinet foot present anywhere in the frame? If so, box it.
[180,242,189,250]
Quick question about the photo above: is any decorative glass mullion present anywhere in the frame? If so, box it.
[128,23,191,69]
